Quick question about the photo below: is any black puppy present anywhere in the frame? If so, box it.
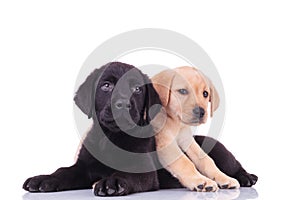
[23,62,257,196]
[23,62,162,196]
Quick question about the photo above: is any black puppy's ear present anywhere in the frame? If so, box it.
[74,68,101,118]
[144,81,162,124]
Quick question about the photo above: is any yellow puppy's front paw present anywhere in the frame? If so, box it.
[198,178,219,192]
[183,176,218,192]
[215,175,240,189]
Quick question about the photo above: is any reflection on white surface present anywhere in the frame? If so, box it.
[23,188,258,200]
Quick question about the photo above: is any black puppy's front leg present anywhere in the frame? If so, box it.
[23,160,92,192]
[93,171,159,196]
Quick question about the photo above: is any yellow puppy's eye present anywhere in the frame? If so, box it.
[178,89,188,95]
[203,91,209,98]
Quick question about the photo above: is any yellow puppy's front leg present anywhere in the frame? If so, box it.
[185,140,240,189]
[156,132,218,192]
[166,154,219,192]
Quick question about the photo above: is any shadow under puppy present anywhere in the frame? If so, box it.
[152,67,257,192]
[23,62,162,196]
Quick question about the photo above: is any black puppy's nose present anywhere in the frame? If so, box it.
[193,107,205,118]
[114,99,131,110]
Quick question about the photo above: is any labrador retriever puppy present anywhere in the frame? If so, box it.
[23,63,257,196]
[151,66,257,192]
[23,62,162,196]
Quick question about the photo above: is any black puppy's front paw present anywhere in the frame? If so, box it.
[235,170,258,187]
[23,175,60,192]
[94,176,130,196]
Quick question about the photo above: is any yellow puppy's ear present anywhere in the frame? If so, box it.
[151,69,176,107]
[206,77,220,117]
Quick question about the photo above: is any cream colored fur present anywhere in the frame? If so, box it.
[151,67,239,192]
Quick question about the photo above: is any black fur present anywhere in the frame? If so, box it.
[23,62,257,196]
[23,62,161,196]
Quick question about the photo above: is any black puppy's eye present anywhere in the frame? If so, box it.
[203,90,209,98]
[101,82,114,92]
[178,89,188,95]
[133,86,142,94]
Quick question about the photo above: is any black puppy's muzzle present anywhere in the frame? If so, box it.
[114,99,132,110]
[111,97,137,122]
[193,106,205,119]
[108,97,138,131]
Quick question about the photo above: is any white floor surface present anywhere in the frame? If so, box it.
[22,188,259,200]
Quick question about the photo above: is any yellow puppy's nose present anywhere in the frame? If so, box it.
[193,107,205,118]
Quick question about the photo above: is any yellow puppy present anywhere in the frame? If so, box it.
[151,67,239,192]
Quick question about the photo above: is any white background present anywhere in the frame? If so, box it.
[1,1,300,199]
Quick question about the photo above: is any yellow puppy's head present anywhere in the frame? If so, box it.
[152,66,219,125]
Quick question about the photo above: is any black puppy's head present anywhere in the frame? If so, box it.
[74,62,161,132]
